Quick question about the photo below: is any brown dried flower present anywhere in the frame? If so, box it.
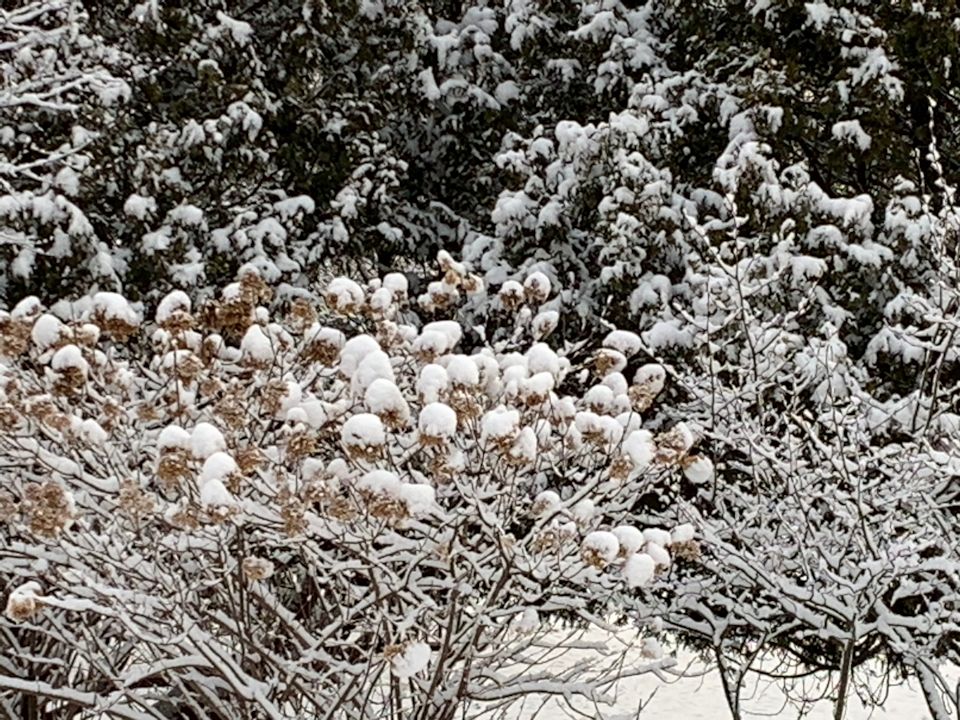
[498,282,524,311]
[670,539,702,563]
[0,317,32,357]
[136,403,161,423]
[118,479,156,520]
[0,490,19,524]
[157,448,192,490]
[285,429,317,462]
[532,528,560,553]
[235,447,264,475]
[242,556,276,582]
[608,455,633,482]
[261,379,290,417]
[360,488,408,525]
[594,349,625,377]
[53,367,86,395]
[239,270,272,305]
[462,273,483,295]
[581,546,611,569]
[0,403,21,430]
[628,383,658,413]
[159,308,195,335]
[166,504,201,531]
[653,423,695,466]
[301,335,341,366]
[287,298,317,334]
[325,495,359,522]
[169,351,204,383]
[278,487,308,535]
[23,482,75,538]
[5,583,43,623]
[214,389,247,430]
[91,311,138,341]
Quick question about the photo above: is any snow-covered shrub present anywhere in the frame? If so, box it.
[4,2,959,716]
[665,382,960,720]
[0,254,704,718]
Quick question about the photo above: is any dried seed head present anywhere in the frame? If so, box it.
[447,391,481,421]
[260,380,287,417]
[375,321,404,351]
[166,504,201,530]
[0,317,33,357]
[442,269,462,288]
[100,398,125,432]
[0,491,18,524]
[174,352,204,382]
[594,349,626,376]
[324,278,364,315]
[200,333,225,364]
[532,528,560,553]
[203,502,240,525]
[214,390,247,431]
[670,539,702,563]
[239,270,272,305]
[199,374,225,399]
[242,556,276,582]
[157,448,191,490]
[91,312,137,341]
[383,643,404,661]
[118,480,156,520]
[325,496,359,522]
[437,251,463,275]
[287,298,317,334]
[580,546,610,568]
[653,423,695,466]
[285,429,317,462]
[462,273,484,295]
[628,383,658,413]
[0,404,21,430]
[278,487,308,535]
[365,493,409,524]
[217,297,255,341]
[523,273,551,304]
[344,442,383,462]
[609,455,633,482]
[74,324,100,347]
[159,309,195,334]
[53,367,86,395]
[24,395,58,425]
[301,335,341,366]
[498,281,524,311]
[5,583,43,623]
[426,281,458,310]
[23,482,75,538]
[137,403,161,423]
[427,453,457,485]
[235,447,263,475]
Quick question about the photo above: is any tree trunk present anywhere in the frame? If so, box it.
[834,635,856,720]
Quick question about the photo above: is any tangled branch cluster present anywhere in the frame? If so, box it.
[0,254,705,719]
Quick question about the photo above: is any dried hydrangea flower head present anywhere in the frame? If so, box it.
[654,422,696,466]
[23,482,75,537]
[242,556,275,582]
[5,582,43,623]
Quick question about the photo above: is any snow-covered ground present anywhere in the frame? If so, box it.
[613,660,929,719]
[504,633,947,719]
[509,660,933,719]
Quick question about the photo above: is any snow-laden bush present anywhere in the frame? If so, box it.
[0,254,705,719]
[667,394,960,720]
